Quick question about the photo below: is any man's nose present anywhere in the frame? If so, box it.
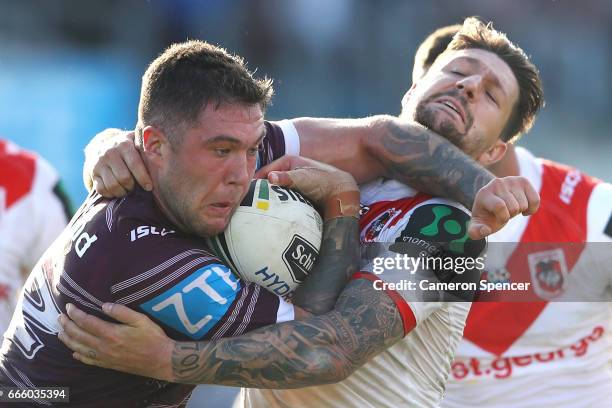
[225,153,251,187]
[456,75,483,101]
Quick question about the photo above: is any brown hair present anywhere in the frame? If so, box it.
[412,24,461,83]
[136,40,273,145]
[443,17,544,142]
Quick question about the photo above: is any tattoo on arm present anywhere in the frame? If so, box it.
[291,216,360,315]
[170,279,404,388]
[369,119,494,208]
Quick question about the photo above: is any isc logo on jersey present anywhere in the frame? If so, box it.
[140,263,239,339]
[130,226,175,241]
[208,179,322,299]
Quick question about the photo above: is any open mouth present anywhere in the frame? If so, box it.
[437,98,465,126]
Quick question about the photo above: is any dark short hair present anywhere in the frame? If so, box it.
[442,17,544,143]
[136,40,274,145]
[412,24,461,83]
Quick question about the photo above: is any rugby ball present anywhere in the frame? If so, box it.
[207,179,323,299]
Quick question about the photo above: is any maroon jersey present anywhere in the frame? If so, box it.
[0,122,292,407]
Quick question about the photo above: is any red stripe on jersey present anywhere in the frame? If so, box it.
[464,160,601,356]
[360,192,432,242]
[352,272,417,336]
[0,139,36,209]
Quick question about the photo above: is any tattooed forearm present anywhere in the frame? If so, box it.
[170,279,404,388]
[291,216,360,315]
[367,118,494,208]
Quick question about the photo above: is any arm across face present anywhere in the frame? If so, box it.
[292,115,494,208]
[83,117,490,207]
[83,119,539,241]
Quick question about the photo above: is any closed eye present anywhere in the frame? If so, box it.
[486,90,498,106]
[451,70,465,77]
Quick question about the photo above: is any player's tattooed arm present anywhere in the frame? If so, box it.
[170,279,404,387]
[294,116,493,209]
[58,279,404,387]
[291,216,360,315]
[368,118,494,209]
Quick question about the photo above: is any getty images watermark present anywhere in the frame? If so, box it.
[369,253,532,293]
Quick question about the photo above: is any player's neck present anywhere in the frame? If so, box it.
[487,145,520,177]
[150,188,191,234]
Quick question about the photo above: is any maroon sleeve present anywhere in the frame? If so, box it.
[258,121,287,168]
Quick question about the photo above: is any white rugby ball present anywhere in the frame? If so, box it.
[207,179,323,299]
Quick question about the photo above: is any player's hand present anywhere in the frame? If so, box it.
[256,155,360,219]
[468,176,540,240]
[85,129,152,198]
[57,303,173,382]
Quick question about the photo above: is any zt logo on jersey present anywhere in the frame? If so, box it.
[6,264,62,359]
[140,263,239,339]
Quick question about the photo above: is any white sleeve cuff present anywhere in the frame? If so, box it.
[276,297,295,322]
[275,120,300,156]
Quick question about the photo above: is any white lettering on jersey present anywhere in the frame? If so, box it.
[152,292,213,335]
[211,266,238,291]
[130,226,176,241]
[75,232,97,258]
[70,211,98,258]
[559,169,581,204]
[183,270,227,305]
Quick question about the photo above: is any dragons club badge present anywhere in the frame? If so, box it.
[528,248,568,299]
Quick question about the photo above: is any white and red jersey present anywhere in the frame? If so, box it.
[443,147,612,408]
[239,179,479,408]
[0,139,71,333]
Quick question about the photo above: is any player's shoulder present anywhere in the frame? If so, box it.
[75,189,219,267]
[68,190,226,302]
[590,181,612,203]
[536,152,603,201]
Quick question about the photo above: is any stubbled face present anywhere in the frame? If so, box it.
[157,103,265,237]
[401,48,519,157]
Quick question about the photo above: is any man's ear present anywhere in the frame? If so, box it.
[477,140,507,166]
[142,126,168,160]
